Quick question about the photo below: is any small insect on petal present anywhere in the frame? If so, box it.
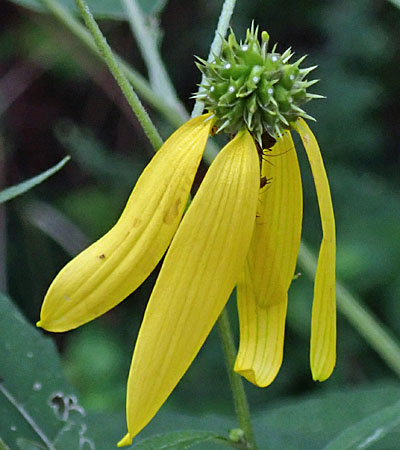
[235,131,303,386]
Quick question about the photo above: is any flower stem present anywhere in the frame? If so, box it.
[298,242,400,378]
[38,0,186,129]
[192,0,237,117]
[218,308,258,450]
[74,0,163,151]
[121,0,187,119]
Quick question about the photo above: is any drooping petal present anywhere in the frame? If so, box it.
[118,129,260,446]
[235,260,288,387]
[296,118,336,381]
[38,114,212,332]
[234,132,303,386]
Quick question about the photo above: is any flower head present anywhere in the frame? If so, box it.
[37,25,336,447]
[194,23,321,143]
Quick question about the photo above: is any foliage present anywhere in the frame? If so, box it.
[1,292,400,448]
[0,157,70,204]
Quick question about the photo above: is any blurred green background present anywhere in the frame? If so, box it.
[1,0,400,443]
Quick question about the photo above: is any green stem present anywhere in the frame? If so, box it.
[121,0,187,119]
[218,309,258,450]
[74,0,163,150]
[192,0,237,117]
[298,242,400,378]
[38,0,187,126]
[36,0,223,160]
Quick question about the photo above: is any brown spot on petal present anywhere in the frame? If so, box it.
[163,198,182,224]
[99,253,106,259]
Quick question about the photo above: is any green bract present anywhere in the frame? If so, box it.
[194,24,323,143]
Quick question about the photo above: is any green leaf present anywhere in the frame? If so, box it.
[129,430,225,450]
[85,410,235,450]
[0,294,228,450]
[0,157,70,204]
[84,385,400,450]
[323,399,400,450]
[0,293,94,450]
[253,384,400,449]
[10,0,168,19]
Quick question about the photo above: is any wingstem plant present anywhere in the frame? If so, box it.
[24,0,400,446]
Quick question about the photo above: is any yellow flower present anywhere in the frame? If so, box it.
[37,113,335,446]
[37,25,336,447]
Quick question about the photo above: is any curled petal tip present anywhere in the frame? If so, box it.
[36,320,43,328]
[117,433,132,447]
[234,366,276,388]
[234,367,257,386]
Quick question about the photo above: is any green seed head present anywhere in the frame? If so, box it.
[194,23,323,144]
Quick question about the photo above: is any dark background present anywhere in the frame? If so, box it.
[1,0,400,419]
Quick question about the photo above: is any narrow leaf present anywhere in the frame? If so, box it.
[323,399,400,450]
[0,157,70,204]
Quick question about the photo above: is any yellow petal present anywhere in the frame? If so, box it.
[38,114,212,332]
[235,261,288,387]
[120,129,260,445]
[234,132,303,386]
[296,118,336,381]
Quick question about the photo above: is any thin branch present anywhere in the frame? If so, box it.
[218,310,258,450]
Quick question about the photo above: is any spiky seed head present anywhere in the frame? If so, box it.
[194,23,322,144]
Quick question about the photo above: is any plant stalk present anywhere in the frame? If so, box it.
[218,308,258,450]
[192,0,237,117]
[74,0,163,150]
[121,0,187,119]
